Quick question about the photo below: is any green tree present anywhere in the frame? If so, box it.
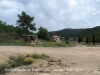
[37,27,49,40]
[78,35,83,43]
[65,36,69,41]
[86,36,92,44]
[65,36,69,44]
[16,11,36,35]
[86,37,88,43]
[95,32,100,42]
[92,34,95,45]
[49,31,55,37]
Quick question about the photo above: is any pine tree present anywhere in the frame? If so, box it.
[86,37,88,43]
[92,34,95,45]
[16,11,36,35]
[78,35,83,43]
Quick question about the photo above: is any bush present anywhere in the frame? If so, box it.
[25,53,32,57]
[0,64,6,73]
[10,55,25,67]
[24,57,34,65]
[0,61,10,74]
[66,40,69,44]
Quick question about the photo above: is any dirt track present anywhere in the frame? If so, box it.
[0,46,100,75]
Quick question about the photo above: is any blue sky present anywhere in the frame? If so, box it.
[0,0,100,31]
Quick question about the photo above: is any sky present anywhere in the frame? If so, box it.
[0,0,100,31]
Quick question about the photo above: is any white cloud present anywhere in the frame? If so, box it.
[68,0,77,7]
[93,11,100,15]
[0,0,100,31]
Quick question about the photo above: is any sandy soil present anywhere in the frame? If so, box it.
[0,46,100,75]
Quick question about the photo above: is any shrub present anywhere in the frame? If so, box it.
[10,55,25,67]
[3,61,9,67]
[0,64,6,73]
[24,57,34,65]
[66,40,69,44]
[25,53,32,57]
[0,61,10,74]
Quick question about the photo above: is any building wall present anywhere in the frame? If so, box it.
[50,36,60,42]
[24,36,38,43]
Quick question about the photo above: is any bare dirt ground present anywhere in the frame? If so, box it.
[0,46,100,75]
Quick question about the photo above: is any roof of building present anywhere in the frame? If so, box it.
[24,35,37,37]
[52,36,59,38]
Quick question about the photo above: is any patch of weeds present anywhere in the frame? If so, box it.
[0,53,50,74]
[48,58,56,62]
[98,69,100,71]
[0,64,6,73]
[0,39,32,46]
[39,64,43,67]
[10,55,25,68]
[49,58,62,62]
[31,54,50,59]
[55,43,67,47]
[42,41,68,47]
[0,61,10,74]
[56,59,62,62]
